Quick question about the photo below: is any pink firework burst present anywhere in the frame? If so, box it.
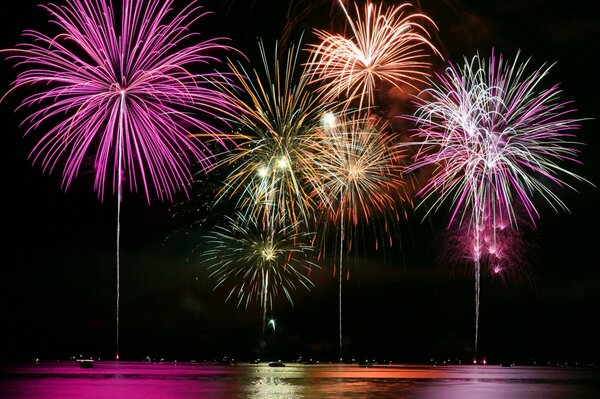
[441,210,533,285]
[2,0,240,360]
[3,0,239,202]
[411,51,588,229]
[409,50,590,354]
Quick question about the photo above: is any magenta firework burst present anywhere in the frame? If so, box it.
[4,0,238,202]
[411,51,587,229]
[442,211,531,284]
[3,0,240,360]
[409,50,589,353]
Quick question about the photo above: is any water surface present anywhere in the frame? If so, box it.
[1,361,598,398]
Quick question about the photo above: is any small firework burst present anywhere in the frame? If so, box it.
[201,212,318,326]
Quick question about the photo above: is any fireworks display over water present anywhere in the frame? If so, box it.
[1,0,598,363]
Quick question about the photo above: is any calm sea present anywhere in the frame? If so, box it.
[1,361,598,398]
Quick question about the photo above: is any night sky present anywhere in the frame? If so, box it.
[0,0,598,364]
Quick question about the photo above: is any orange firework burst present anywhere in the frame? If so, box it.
[310,113,409,234]
[306,112,410,360]
[306,0,441,111]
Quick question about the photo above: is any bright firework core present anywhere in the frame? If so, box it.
[347,164,365,181]
[277,156,289,169]
[260,244,276,261]
[322,112,337,129]
[257,165,269,178]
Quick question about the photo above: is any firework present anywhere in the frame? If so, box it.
[409,50,589,353]
[306,0,441,111]
[3,0,239,358]
[441,209,532,284]
[201,212,317,328]
[212,40,341,229]
[4,0,238,201]
[308,113,409,360]
[310,113,408,246]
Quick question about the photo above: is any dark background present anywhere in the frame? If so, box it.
[0,0,598,364]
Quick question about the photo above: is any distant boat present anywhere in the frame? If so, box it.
[268,361,285,367]
[77,359,94,368]
[219,357,236,365]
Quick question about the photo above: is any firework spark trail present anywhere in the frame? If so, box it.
[409,50,590,354]
[306,0,441,112]
[3,0,239,359]
[308,113,409,360]
[211,40,342,230]
[201,212,318,329]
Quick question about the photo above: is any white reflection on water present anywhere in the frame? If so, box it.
[0,362,598,399]
[247,364,306,399]
[249,376,303,399]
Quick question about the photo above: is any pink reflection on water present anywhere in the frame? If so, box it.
[0,361,598,399]
[0,361,240,399]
